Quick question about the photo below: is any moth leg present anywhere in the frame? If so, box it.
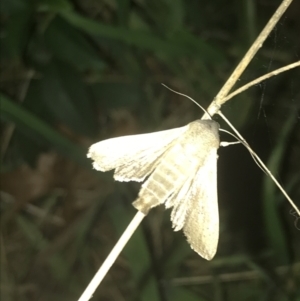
[220,141,240,147]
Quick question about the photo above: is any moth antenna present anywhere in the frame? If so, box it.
[218,111,300,216]
[162,84,267,174]
[161,84,212,119]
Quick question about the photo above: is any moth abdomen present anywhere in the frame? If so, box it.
[132,147,192,214]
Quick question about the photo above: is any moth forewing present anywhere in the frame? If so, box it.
[87,124,189,182]
[182,149,219,260]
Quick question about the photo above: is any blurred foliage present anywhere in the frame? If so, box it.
[0,0,300,300]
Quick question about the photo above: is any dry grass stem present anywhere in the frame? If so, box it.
[207,0,293,117]
[223,61,300,103]
[218,112,300,216]
[171,261,300,285]
[78,211,145,301]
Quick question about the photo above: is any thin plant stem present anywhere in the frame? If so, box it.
[206,0,293,117]
[0,70,35,160]
[218,111,300,216]
[223,61,300,103]
[171,262,300,286]
[78,211,145,301]
[163,59,300,118]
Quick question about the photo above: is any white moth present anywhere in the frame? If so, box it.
[88,119,220,260]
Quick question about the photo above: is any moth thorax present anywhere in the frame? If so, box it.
[188,120,220,148]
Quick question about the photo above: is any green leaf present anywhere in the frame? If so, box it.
[59,10,184,55]
[90,82,142,109]
[0,93,89,167]
[38,0,73,11]
[25,61,97,137]
[16,215,70,281]
[115,0,130,25]
[262,115,295,264]
[2,2,33,58]
[44,17,106,71]
[55,9,223,60]
[171,288,208,301]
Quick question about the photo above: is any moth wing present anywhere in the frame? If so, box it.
[88,125,188,182]
[133,142,196,214]
[182,149,219,260]
[165,175,195,231]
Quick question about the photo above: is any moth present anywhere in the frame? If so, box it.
[88,119,220,260]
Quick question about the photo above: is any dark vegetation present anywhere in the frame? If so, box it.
[1,0,299,300]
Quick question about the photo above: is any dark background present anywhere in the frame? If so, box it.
[1,0,299,300]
